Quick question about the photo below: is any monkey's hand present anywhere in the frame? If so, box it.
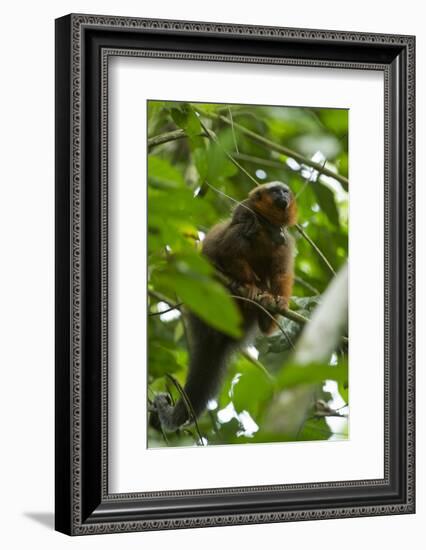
[229,280,261,301]
[244,282,263,301]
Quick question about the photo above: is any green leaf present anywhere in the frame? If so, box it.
[148,186,214,223]
[291,295,321,311]
[258,319,301,356]
[173,250,214,276]
[338,381,349,404]
[147,101,170,138]
[337,152,349,178]
[193,147,208,181]
[232,367,274,419]
[174,274,241,338]
[148,342,182,378]
[298,417,332,441]
[174,321,184,342]
[170,104,203,137]
[312,181,340,227]
[207,131,238,182]
[148,156,185,189]
[276,361,348,389]
[146,100,350,448]
[147,186,216,252]
[317,108,349,136]
[193,129,237,185]
[170,103,206,150]
[154,264,242,338]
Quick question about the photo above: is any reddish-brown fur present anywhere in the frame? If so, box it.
[150,182,298,431]
[202,182,297,335]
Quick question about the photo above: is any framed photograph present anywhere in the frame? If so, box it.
[55,14,415,535]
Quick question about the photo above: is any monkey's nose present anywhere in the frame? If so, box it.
[276,196,288,208]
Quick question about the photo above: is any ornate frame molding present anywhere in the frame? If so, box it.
[55,14,415,535]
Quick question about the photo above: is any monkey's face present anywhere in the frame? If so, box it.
[249,181,297,226]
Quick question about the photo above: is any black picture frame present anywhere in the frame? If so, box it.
[55,13,415,535]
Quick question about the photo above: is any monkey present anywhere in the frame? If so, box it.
[150,181,297,433]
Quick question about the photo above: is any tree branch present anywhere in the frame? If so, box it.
[148,115,340,280]
[148,303,182,316]
[233,152,291,171]
[294,276,320,296]
[165,374,205,446]
[197,118,260,188]
[148,128,207,149]
[293,263,348,365]
[295,224,336,276]
[149,278,348,346]
[148,128,186,148]
[231,294,295,350]
[194,120,337,278]
[196,108,349,190]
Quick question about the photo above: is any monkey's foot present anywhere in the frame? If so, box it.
[275,295,289,310]
[258,292,276,309]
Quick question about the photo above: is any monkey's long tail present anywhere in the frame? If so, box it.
[150,313,240,433]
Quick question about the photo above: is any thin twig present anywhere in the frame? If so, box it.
[240,349,275,382]
[233,152,288,171]
[228,106,239,154]
[314,412,348,418]
[149,272,311,331]
[206,176,337,281]
[220,272,347,345]
[149,304,182,316]
[165,382,176,406]
[182,428,202,444]
[196,108,349,190]
[149,117,340,278]
[208,409,220,437]
[199,148,337,281]
[295,157,327,200]
[294,276,320,296]
[197,118,260,187]
[159,424,170,445]
[214,271,305,326]
[165,374,205,446]
[231,294,295,350]
[149,262,346,344]
[149,275,347,344]
[295,224,336,276]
